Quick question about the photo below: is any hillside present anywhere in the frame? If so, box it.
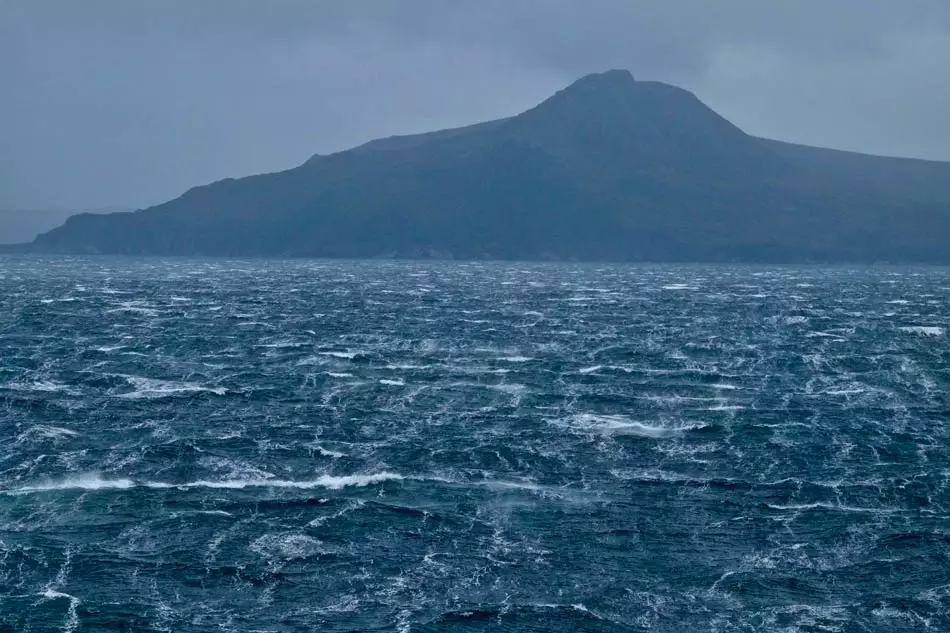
[0,209,109,245]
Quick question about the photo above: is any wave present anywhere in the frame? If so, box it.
[660,284,698,291]
[427,602,618,628]
[307,500,366,527]
[806,331,847,339]
[318,351,359,359]
[118,376,227,399]
[11,473,135,493]
[4,472,404,495]
[900,326,945,336]
[255,340,308,349]
[39,589,80,633]
[311,445,345,458]
[105,301,160,316]
[16,425,80,443]
[560,413,704,438]
[1,380,74,394]
[411,473,555,496]
[701,404,746,411]
[250,533,326,560]
[764,502,902,514]
[93,345,126,353]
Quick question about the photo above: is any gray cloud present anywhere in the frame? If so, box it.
[2,1,949,211]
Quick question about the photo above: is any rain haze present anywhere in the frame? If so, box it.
[3,0,950,214]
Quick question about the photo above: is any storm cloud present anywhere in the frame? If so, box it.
[3,0,950,210]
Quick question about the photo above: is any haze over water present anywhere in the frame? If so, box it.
[1,257,948,632]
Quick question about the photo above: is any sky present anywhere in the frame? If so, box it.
[3,1,950,211]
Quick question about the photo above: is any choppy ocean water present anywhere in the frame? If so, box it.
[0,257,948,632]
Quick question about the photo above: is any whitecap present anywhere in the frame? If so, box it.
[307,500,365,527]
[17,425,79,442]
[379,378,405,386]
[313,446,345,458]
[2,380,74,394]
[10,473,135,493]
[489,383,526,395]
[256,339,306,349]
[499,356,533,363]
[198,455,273,481]
[250,533,325,560]
[824,388,866,396]
[578,365,603,374]
[118,376,227,399]
[661,284,698,291]
[319,351,358,359]
[94,345,126,353]
[4,472,403,495]
[899,326,944,336]
[39,589,80,633]
[106,302,160,316]
[702,404,746,411]
[765,502,899,514]
[477,479,545,493]
[149,473,403,491]
[559,413,698,438]
[806,331,847,340]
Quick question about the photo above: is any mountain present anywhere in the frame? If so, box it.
[20,70,950,262]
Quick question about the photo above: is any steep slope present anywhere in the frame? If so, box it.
[26,70,950,262]
[0,208,103,244]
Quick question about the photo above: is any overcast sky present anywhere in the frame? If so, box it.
[3,1,950,211]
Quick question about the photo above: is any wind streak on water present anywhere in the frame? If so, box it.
[1,257,949,632]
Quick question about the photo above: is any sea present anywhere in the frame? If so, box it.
[1,257,948,632]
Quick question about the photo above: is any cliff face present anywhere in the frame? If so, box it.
[28,70,950,262]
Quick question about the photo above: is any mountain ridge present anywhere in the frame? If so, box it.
[18,70,950,262]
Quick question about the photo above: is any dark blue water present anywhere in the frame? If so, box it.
[1,257,948,632]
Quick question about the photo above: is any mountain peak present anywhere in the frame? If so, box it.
[526,68,701,120]
[574,69,637,86]
[548,69,639,104]
[513,68,774,178]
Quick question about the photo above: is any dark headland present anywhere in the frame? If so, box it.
[15,70,950,262]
